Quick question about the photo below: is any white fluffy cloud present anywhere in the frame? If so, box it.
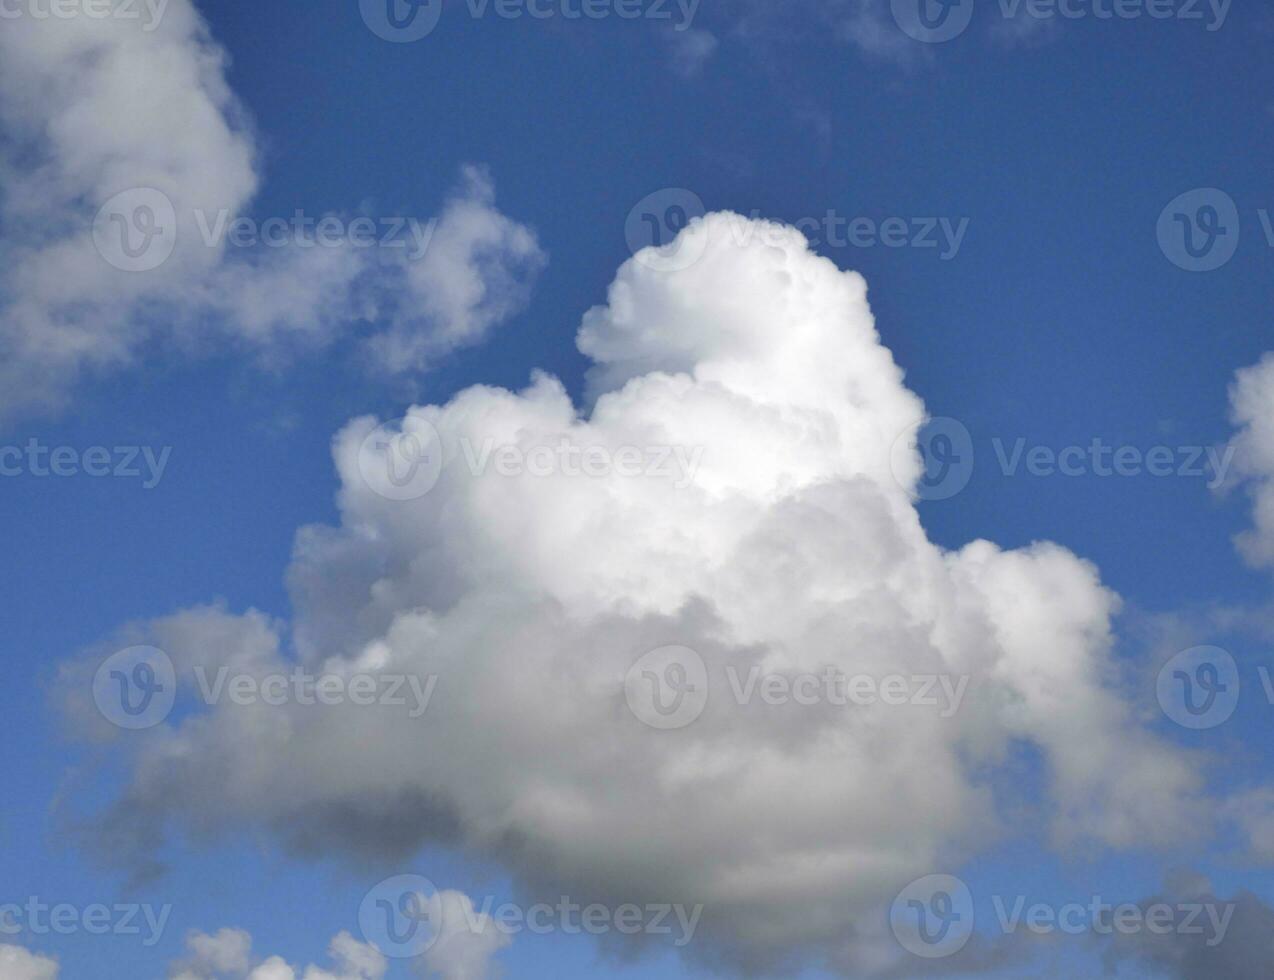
[0,0,544,421]
[1228,353,1274,567]
[166,909,505,980]
[0,945,59,980]
[422,891,512,980]
[69,213,1206,974]
[169,929,385,980]
[661,27,719,78]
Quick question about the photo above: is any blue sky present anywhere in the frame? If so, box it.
[3,0,1274,977]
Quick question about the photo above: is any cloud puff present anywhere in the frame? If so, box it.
[169,929,386,980]
[1228,353,1274,567]
[67,213,1205,974]
[179,928,253,975]
[661,27,719,78]
[166,906,506,980]
[423,891,512,980]
[0,0,544,421]
[0,945,59,980]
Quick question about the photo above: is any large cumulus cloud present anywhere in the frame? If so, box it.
[64,214,1205,974]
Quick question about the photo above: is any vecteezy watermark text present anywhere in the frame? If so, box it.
[359,875,702,959]
[0,0,168,30]
[92,646,438,730]
[724,210,971,261]
[193,666,437,718]
[893,417,1235,501]
[191,210,434,258]
[91,188,435,273]
[890,874,1235,959]
[0,440,170,488]
[624,645,970,730]
[0,899,171,947]
[360,0,701,43]
[356,416,705,501]
[991,437,1233,487]
[891,0,1229,44]
[459,438,703,488]
[622,190,971,273]
[997,0,1229,30]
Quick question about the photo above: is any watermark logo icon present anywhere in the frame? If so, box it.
[359,875,439,957]
[1157,645,1240,730]
[625,645,708,730]
[1157,188,1241,272]
[891,417,975,501]
[92,188,177,273]
[92,646,176,730]
[357,416,444,501]
[625,189,707,272]
[892,0,975,42]
[890,874,974,959]
[360,0,442,41]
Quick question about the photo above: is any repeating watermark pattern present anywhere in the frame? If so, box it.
[360,0,444,41]
[892,417,1234,501]
[1160,186,1274,273]
[1156,646,1241,730]
[1156,648,1274,731]
[359,875,441,958]
[0,899,171,947]
[1000,0,1229,30]
[92,646,438,729]
[724,210,971,261]
[0,440,171,488]
[0,0,168,30]
[192,210,434,258]
[357,417,446,502]
[624,645,710,730]
[1158,188,1241,272]
[360,0,701,42]
[892,417,977,501]
[625,188,708,272]
[1153,187,1274,273]
[459,438,703,488]
[991,437,1233,487]
[92,188,434,273]
[192,667,437,718]
[890,874,1235,960]
[357,417,704,501]
[359,875,702,958]
[987,894,1233,947]
[893,0,1229,44]
[624,646,969,730]
[892,0,976,43]
[623,191,971,272]
[890,875,975,959]
[93,188,178,273]
[92,646,177,730]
